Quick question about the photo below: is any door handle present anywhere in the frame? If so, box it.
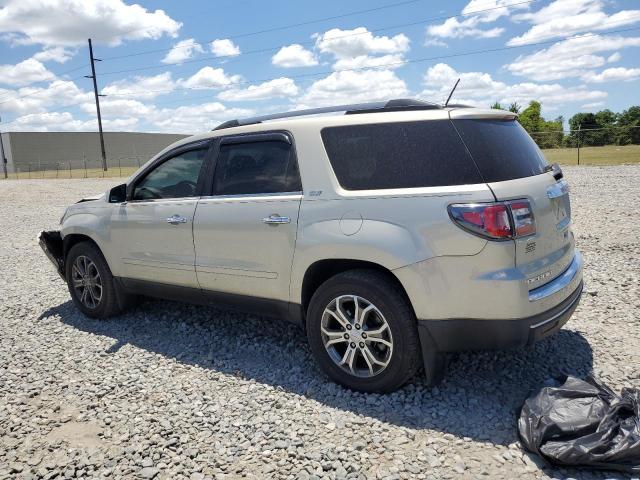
[262,214,291,225]
[166,214,188,225]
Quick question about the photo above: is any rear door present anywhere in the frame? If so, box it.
[452,117,575,288]
[193,132,302,303]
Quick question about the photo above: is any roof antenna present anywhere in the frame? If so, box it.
[444,78,460,107]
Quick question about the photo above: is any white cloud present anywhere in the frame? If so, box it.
[102,72,176,99]
[33,46,75,63]
[315,27,409,59]
[297,69,408,108]
[180,67,242,89]
[218,78,298,101]
[426,0,529,40]
[506,34,640,81]
[0,0,181,47]
[147,102,254,133]
[272,44,318,68]
[81,98,153,117]
[0,80,93,114]
[421,62,607,108]
[508,0,640,46]
[607,52,621,63]
[162,38,204,64]
[6,111,140,132]
[581,101,605,109]
[426,17,504,40]
[424,38,448,47]
[6,111,87,131]
[0,58,56,86]
[332,54,405,71]
[210,39,240,57]
[581,67,640,83]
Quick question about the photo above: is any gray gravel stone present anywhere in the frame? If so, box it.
[1,167,638,480]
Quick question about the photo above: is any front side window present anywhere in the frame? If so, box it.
[213,140,301,195]
[133,148,207,200]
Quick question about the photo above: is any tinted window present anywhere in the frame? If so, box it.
[213,140,301,195]
[133,148,207,200]
[452,119,548,182]
[321,121,482,190]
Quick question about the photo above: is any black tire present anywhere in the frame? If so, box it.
[306,269,422,393]
[65,242,128,318]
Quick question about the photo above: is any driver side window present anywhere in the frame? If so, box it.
[133,148,208,200]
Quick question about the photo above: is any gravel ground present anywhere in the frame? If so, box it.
[1,165,639,480]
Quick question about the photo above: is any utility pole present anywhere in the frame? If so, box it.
[86,38,108,171]
[0,116,7,179]
[577,125,581,166]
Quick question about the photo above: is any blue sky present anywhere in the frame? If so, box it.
[0,0,639,133]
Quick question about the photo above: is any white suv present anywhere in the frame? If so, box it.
[40,99,583,393]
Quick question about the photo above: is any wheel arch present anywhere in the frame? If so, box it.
[63,233,102,259]
[300,259,414,321]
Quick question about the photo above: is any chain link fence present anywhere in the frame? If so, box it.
[3,154,144,180]
[2,126,639,180]
[529,125,640,166]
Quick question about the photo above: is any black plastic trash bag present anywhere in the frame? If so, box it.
[518,375,640,472]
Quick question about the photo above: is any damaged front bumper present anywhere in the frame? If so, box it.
[39,231,65,280]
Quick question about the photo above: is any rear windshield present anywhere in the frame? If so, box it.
[321,120,482,190]
[452,119,548,183]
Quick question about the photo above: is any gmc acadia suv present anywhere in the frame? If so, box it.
[40,99,583,393]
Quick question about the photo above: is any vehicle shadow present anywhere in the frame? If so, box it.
[42,297,593,447]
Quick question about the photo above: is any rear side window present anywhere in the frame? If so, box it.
[213,140,302,195]
[452,119,548,182]
[321,121,482,190]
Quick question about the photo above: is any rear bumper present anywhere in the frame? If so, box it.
[39,230,65,280]
[418,280,583,352]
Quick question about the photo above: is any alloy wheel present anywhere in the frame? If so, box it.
[71,255,102,309]
[321,295,393,378]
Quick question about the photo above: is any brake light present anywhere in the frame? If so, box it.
[448,200,535,240]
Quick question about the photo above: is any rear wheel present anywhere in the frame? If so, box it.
[306,270,421,393]
[65,242,128,318]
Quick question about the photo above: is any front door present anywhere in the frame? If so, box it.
[110,143,210,287]
[193,133,302,303]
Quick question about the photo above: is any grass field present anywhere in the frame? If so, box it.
[541,144,640,165]
[2,144,639,180]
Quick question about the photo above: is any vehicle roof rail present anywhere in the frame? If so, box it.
[212,98,443,131]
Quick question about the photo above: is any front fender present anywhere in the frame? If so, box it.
[61,211,117,273]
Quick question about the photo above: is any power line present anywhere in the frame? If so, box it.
[99,0,537,63]
[2,25,639,128]
[99,0,434,61]
[0,64,89,101]
[0,0,538,105]
[100,26,640,98]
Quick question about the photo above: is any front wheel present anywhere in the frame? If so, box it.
[306,270,422,393]
[65,242,126,318]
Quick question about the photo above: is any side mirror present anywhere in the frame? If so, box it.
[108,183,127,203]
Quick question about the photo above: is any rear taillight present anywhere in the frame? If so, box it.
[448,200,535,240]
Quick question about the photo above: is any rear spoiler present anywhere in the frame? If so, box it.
[448,108,518,121]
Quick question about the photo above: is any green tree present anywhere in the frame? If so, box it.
[594,109,617,145]
[617,106,640,144]
[508,102,521,114]
[568,112,600,146]
[491,101,503,110]
[519,101,563,148]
